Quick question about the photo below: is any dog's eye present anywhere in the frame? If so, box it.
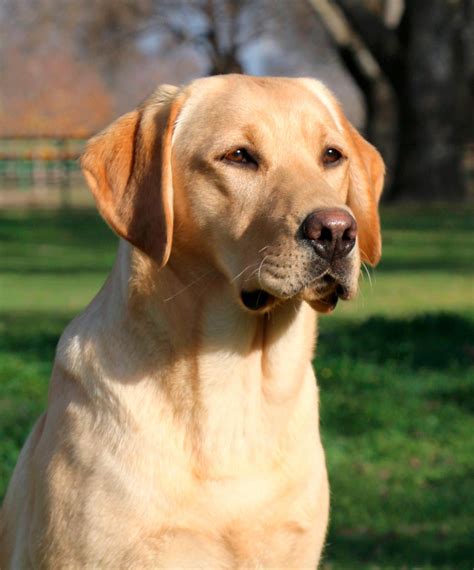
[223,148,258,168]
[322,148,343,166]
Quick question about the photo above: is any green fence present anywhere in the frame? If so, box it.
[0,137,89,206]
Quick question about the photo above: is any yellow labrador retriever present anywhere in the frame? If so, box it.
[0,75,383,568]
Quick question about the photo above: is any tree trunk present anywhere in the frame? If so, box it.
[208,50,244,76]
[392,0,468,201]
[308,0,399,195]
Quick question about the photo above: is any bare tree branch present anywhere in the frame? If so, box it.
[331,0,402,86]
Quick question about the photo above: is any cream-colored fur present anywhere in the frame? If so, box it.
[0,75,383,568]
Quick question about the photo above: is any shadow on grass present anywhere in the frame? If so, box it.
[318,312,474,371]
[0,311,71,361]
[316,313,474,437]
[324,521,473,568]
[0,311,70,498]
[0,209,110,248]
[0,209,116,275]
[1,265,114,275]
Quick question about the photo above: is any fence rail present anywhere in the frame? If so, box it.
[0,136,90,207]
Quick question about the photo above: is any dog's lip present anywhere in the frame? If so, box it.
[335,282,351,300]
[319,274,352,299]
[302,274,353,313]
[240,274,352,313]
[309,291,339,313]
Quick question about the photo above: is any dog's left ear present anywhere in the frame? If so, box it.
[81,85,184,267]
[345,123,385,266]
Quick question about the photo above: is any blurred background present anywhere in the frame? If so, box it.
[0,0,473,567]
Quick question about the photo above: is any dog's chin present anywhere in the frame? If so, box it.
[240,276,355,315]
[302,276,355,314]
[303,290,338,313]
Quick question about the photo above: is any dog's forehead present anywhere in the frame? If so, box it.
[173,75,343,145]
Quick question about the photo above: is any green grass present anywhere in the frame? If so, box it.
[0,205,473,568]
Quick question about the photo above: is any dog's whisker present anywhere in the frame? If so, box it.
[163,270,214,303]
[306,269,329,286]
[358,248,376,290]
[244,265,262,283]
[257,255,269,288]
[361,262,373,290]
[230,263,259,284]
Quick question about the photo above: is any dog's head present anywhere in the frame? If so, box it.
[82,75,384,314]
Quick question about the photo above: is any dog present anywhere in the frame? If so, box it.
[0,75,384,568]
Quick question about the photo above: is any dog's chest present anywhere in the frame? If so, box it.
[138,460,322,566]
[140,446,324,567]
[143,391,321,541]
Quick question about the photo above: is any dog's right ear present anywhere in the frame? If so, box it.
[81,85,184,267]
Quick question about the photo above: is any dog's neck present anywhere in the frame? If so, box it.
[87,241,318,471]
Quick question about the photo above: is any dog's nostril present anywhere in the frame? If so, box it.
[342,228,355,242]
[319,227,332,242]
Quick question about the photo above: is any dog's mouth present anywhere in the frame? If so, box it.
[240,275,352,314]
[240,289,275,312]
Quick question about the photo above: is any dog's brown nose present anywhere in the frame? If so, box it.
[302,208,357,260]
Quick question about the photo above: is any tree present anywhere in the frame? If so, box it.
[308,0,471,201]
[78,0,272,79]
[389,0,470,200]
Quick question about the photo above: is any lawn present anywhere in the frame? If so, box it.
[0,205,473,568]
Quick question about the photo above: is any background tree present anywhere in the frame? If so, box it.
[78,0,272,79]
[308,0,471,201]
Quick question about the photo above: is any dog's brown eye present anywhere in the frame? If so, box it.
[323,148,343,166]
[223,148,257,168]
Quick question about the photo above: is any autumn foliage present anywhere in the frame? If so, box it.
[0,45,114,137]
